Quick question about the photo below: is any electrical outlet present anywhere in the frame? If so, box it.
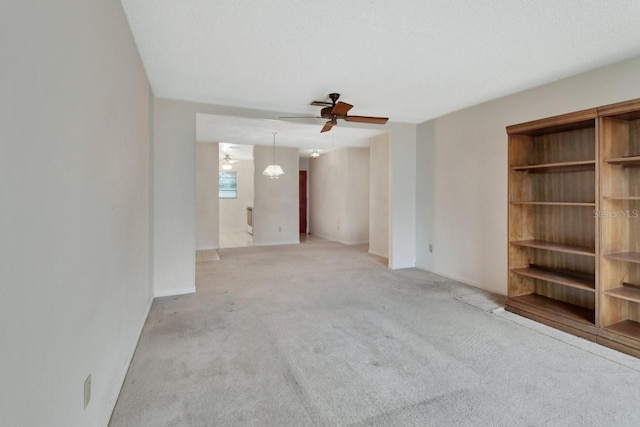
[429,244,433,253]
[84,375,91,409]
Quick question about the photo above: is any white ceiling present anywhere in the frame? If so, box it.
[198,113,385,158]
[122,1,640,123]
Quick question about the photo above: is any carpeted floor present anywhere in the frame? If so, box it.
[110,238,640,426]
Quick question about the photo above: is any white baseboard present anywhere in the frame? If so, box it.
[341,240,369,245]
[311,232,368,246]
[309,232,333,242]
[154,286,196,298]
[103,296,153,426]
[253,240,300,247]
[389,262,416,270]
[415,265,482,289]
[368,249,389,258]
[196,245,219,250]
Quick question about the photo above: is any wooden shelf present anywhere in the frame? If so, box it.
[506,109,596,135]
[511,266,595,292]
[509,294,595,325]
[510,240,595,257]
[603,284,640,303]
[604,320,640,341]
[603,252,640,264]
[511,160,595,173]
[507,101,640,357]
[510,201,595,206]
[606,156,640,167]
[602,196,640,201]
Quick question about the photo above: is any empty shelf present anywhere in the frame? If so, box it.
[510,201,595,206]
[603,252,640,264]
[604,320,640,341]
[510,240,595,257]
[509,294,595,325]
[510,267,595,292]
[511,160,595,173]
[602,196,640,201]
[606,156,640,167]
[603,285,640,304]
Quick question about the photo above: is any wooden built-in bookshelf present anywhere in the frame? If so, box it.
[597,98,640,356]
[506,98,640,358]
[507,109,598,339]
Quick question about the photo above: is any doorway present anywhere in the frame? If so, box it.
[299,171,307,234]
[218,143,255,248]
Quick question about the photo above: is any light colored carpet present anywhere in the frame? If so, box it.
[110,238,640,426]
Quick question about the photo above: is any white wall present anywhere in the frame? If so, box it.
[253,145,299,245]
[195,142,219,249]
[369,134,390,258]
[310,148,348,242]
[310,147,370,245]
[416,54,640,295]
[219,159,254,232]
[0,1,152,426]
[299,157,310,171]
[347,148,371,244]
[388,124,417,269]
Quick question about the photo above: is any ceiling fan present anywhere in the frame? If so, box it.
[280,93,389,133]
[220,154,239,170]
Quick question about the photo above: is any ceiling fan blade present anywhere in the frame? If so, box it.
[320,120,334,133]
[332,101,353,116]
[310,101,333,107]
[344,115,389,124]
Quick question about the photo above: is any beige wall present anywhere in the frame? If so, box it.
[196,142,219,249]
[347,148,371,244]
[219,159,254,233]
[369,134,390,258]
[310,147,370,245]
[388,124,417,269]
[0,1,152,426]
[416,55,640,295]
[253,145,300,245]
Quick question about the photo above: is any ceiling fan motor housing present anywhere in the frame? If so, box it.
[320,106,336,118]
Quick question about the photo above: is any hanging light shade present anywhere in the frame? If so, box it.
[263,131,285,179]
[311,149,320,159]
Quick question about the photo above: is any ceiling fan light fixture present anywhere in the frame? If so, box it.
[279,93,388,133]
[221,154,234,170]
[263,131,284,179]
[311,149,320,159]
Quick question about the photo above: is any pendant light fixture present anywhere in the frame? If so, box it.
[311,149,320,159]
[263,131,284,179]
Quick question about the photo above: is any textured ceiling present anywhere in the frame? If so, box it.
[123,0,640,123]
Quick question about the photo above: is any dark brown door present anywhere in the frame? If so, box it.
[299,171,307,234]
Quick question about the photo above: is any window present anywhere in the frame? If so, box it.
[219,171,237,199]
